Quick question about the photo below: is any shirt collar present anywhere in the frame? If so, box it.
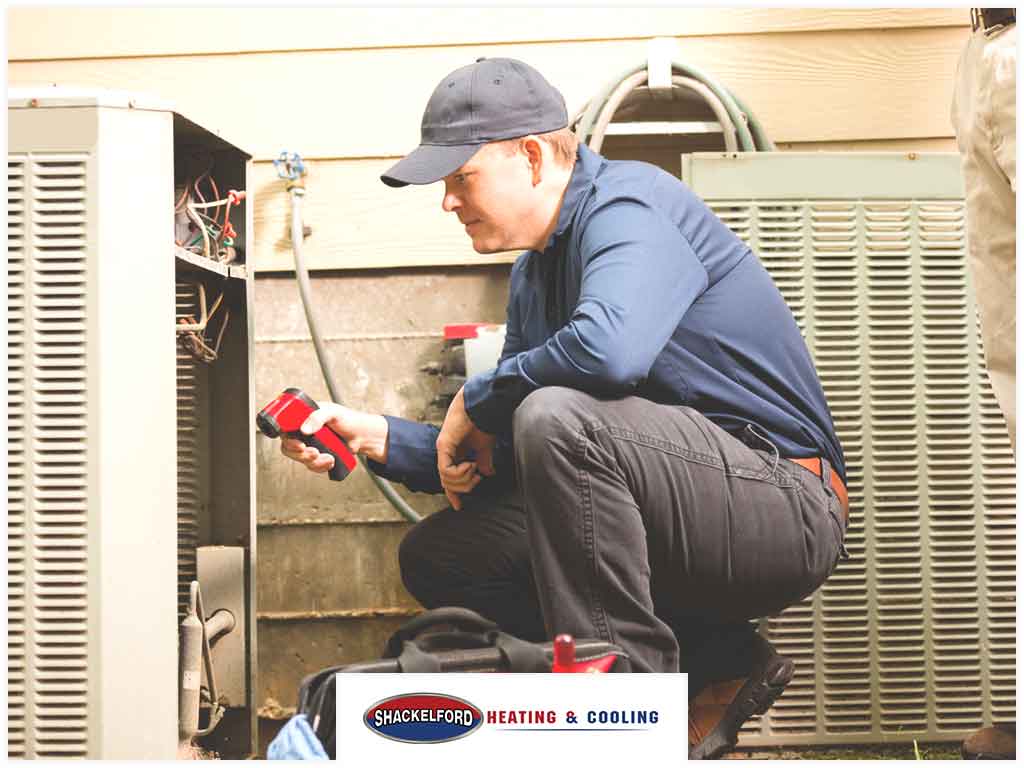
[540,143,603,253]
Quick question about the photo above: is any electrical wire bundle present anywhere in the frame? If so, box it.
[175,162,246,264]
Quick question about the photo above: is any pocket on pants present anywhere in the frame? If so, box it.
[806,482,845,583]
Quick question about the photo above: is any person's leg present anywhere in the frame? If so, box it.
[397,489,547,642]
[396,486,765,663]
[677,619,759,695]
[952,21,1016,759]
[513,386,845,673]
[952,23,1016,448]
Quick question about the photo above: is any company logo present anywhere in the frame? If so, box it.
[364,693,483,743]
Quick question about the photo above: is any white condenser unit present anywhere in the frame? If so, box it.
[681,152,1015,748]
[8,90,258,758]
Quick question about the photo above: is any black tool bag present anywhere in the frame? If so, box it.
[295,607,629,759]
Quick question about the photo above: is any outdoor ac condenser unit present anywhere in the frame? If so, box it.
[8,90,257,759]
[681,152,1014,748]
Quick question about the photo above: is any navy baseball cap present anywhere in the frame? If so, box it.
[381,57,568,187]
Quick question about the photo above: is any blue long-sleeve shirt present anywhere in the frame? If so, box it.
[367,144,845,493]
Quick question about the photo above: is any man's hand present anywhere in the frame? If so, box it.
[436,387,496,510]
[280,402,388,474]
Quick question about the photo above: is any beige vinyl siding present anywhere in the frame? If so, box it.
[9,27,968,157]
[8,8,970,271]
[9,8,966,60]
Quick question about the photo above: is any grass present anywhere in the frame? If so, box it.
[724,742,962,760]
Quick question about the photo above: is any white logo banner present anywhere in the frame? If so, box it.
[335,672,688,766]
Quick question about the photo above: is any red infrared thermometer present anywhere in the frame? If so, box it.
[256,388,357,481]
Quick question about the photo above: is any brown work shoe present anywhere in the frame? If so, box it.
[689,679,745,747]
[961,723,1015,759]
[688,635,794,760]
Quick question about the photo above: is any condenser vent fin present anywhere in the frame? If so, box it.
[28,156,90,758]
[8,157,28,759]
[811,201,871,735]
[865,200,927,733]
[919,201,984,731]
[176,282,201,622]
[975,302,1017,725]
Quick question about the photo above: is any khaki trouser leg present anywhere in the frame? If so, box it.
[951,24,1017,451]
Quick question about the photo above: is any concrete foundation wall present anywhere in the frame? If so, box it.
[253,266,509,710]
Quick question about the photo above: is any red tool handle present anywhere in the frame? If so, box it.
[256,388,357,481]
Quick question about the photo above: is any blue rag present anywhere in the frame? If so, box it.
[267,713,329,760]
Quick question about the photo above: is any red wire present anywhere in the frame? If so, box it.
[220,191,245,244]
[221,192,233,241]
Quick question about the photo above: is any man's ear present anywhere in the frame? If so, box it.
[522,137,543,186]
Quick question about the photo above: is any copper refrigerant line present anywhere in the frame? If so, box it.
[176,282,230,364]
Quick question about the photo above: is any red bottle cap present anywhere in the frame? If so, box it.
[552,634,576,672]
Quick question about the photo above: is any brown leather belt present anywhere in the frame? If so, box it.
[787,457,849,526]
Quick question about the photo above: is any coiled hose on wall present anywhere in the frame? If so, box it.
[278,58,772,525]
[573,60,775,153]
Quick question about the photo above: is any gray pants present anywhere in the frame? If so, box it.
[400,387,846,675]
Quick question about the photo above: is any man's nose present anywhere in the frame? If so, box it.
[442,188,460,213]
